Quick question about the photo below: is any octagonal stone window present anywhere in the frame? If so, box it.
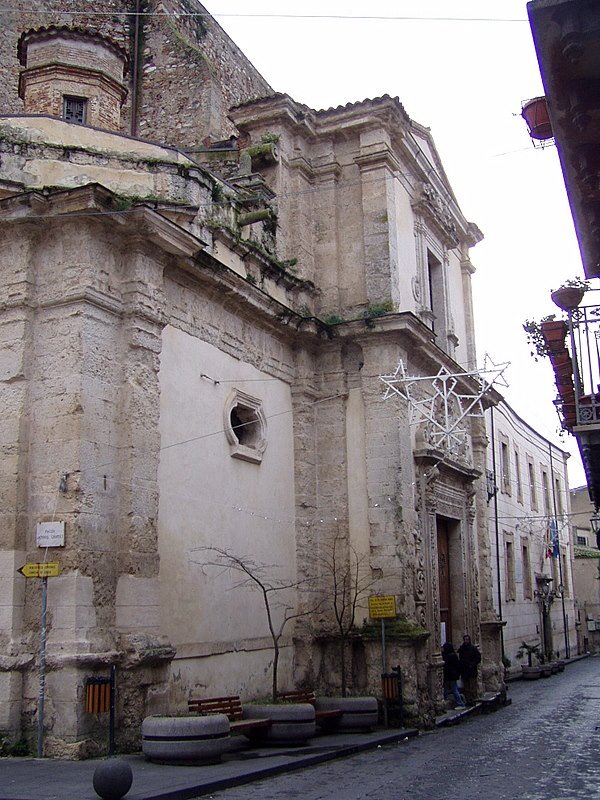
[223,389,267,464]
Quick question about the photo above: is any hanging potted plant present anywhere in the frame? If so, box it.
[551,277,590,311]
[523,316,567,360]
[521,97,552,141]
[541,318,569,354]
[550,351,574,382]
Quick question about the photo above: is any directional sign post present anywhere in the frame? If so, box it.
[38,575,48,760]
[368,595,397,673]
[368,595,397,728]
[16,562,60,758]
[17,562,60,578]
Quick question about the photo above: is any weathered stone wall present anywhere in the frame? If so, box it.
[138,0,273,146]
[1,0,272,147]
[0,0,131,117]
[24,36,126,82]
[19,31,128,131]
[0,1,502,752]
[21,68,125,130]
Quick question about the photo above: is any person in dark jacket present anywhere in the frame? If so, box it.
[457,634,481,705]
[442,642,465,708]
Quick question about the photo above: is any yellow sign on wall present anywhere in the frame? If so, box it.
[17,562,60,578]
[368,595,397,619]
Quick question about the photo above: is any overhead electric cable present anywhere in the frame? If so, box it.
[2,9,528,22]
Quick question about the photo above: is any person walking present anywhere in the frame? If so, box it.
[442,642,465,708]
[457,634,481,705]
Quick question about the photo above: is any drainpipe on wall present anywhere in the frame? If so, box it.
[489,406,505,661]
[549,443,571,658]
[131,0,141,137]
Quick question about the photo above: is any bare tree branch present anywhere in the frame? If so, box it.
[307,533,382,695]
[190,546,323,700]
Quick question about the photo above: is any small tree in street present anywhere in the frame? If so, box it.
[192,546,320,701]
[312,534,380,697]
[516,640,542,667]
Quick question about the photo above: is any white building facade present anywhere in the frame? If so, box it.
[486,401,577,672]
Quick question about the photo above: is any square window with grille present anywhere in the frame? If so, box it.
[63,96,87,125]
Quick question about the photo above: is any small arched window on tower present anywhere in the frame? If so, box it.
[224,390,267,464]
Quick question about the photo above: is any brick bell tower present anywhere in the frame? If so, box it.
[17,26,128,131]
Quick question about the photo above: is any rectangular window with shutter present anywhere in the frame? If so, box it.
[63,96,87,125]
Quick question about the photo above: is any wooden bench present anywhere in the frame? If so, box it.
[277,690,343,728]
[188,695,272,736]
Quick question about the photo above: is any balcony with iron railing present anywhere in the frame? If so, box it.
[551,290,600,509]
[563,297,600,428]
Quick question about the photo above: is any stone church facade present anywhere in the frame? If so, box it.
[0,1,502,756]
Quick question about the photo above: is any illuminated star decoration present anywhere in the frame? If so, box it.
[380,355,509,456]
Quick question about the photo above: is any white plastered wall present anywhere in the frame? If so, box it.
[157,326,297,699]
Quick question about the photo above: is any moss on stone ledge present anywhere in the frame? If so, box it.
[359,618,429,641]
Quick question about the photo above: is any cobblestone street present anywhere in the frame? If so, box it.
[206,657,600,800]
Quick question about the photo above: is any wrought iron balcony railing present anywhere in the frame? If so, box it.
[566,294,600,428]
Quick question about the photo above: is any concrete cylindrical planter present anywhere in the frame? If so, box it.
[520,666,541,680]
[243,703,316,744]
[315,697,379,731]
[142,714,230,765]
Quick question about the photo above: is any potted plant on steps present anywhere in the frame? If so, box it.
[516,641,542,680]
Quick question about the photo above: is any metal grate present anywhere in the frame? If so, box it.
[85,677,111,713]
[63,96,87,125]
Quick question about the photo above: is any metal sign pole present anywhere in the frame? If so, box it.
[368,595,396,729]
[37,576,48,759]
[381,619,388,727]
[109,665,116,755]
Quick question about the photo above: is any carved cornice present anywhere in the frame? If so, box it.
[411,181,459,248]
[355,146,401,174]
[0,183,207,261]
[414,447,482,483]
[286,155,315,182]
[311,157,342,181]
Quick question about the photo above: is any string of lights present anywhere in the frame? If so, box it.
[30,373,576,535]
[49,456,577,548]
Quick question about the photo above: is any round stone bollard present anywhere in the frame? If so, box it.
[92,758,133,800]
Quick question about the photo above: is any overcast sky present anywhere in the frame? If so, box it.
[203,1,587,487]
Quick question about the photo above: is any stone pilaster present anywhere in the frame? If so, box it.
[356,143,401,309]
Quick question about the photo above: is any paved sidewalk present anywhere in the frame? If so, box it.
[0,661,583,800]
[0,726,420,800]
[0,682,517,800]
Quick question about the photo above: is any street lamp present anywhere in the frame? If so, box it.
[486,469,497,503]
[534,577,556,613]
[590,511,600,549]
